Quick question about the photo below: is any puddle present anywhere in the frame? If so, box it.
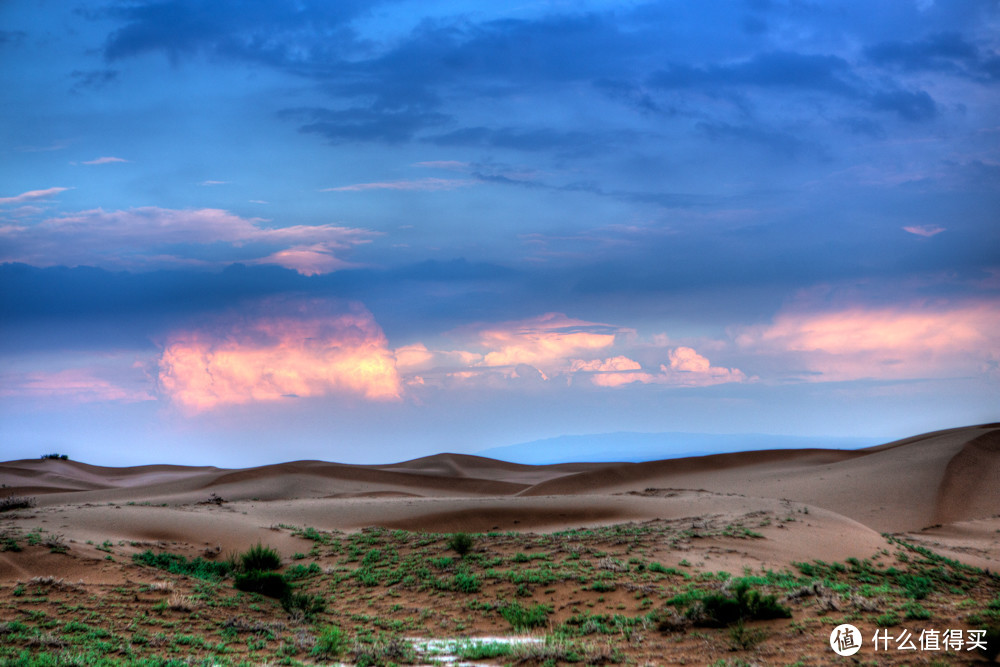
[407,636,545,666]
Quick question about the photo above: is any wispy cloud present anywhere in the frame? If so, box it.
[199,180,229,186]
[413,161,471,171]
[322,178,475,192]
[159,298,401,411]
[0,187,70,205]
[903,225,945,237]
[0,367,154,403]
[80,156,129,165]
[0,207,377,274]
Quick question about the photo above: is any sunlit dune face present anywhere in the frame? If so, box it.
[736,302,1000,380]
[158,301,401,411]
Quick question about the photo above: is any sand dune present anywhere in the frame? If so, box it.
[1,423,998,582]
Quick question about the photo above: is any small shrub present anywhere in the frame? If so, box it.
[133,550,233,581]
[311,625,344,659]
[240,543,282,572]
[899,574,933,600]
[456,641,513,660]
[448,533,473,557]
[352,636,418,667]
[234,571,290,599]
[452,571,481,593]
[903,601,932,620]
[282,592,326,620]
[40,453,68,460]
[875,612,900,627]
[0,496,35,512]
[728,621,767,650]
[687,581,791,627]
[500,601,551,631]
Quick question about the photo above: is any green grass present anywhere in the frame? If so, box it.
[132,550,233,581]
[499,601,552,630]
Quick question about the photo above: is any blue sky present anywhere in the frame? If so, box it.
[1,0,998,466]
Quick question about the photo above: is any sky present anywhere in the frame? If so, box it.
[1,0,998,467]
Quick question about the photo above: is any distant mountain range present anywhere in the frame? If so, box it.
[476,432,881,465]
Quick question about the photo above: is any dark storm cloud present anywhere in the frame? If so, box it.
[70,69,119,92]
[865,32,1000,82]
[426,126,632,157]
[695,121,814,158]
[282,106,450,144]
[0,30,28,46]
[99,0,376,66]
[868,89,937,122]
[649,51,858,96]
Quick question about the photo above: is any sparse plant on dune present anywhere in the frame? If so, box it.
[448,532,473,557]
[0,496,35,513]
[240,542,282,572]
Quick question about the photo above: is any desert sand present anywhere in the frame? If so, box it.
[1,423,998,664]
[3,422,998,579]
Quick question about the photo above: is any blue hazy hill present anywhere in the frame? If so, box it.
[476,432,880,465]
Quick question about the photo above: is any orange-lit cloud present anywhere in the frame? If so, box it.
[736,301,1000,381]
[158,300,400,411]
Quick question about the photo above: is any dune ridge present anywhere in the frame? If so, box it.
[1,423,998,580]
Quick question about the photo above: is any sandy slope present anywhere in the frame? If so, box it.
[1,423,998,581]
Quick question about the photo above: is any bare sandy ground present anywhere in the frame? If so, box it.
[1,423,998,581]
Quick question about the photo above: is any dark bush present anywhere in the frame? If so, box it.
[40,454,68,460]
[448,533,473,557]
[240,543,282,572]
[234,571,290,599]
[687,580,791,627]
[0,496,36,512]
[282,592,326,619]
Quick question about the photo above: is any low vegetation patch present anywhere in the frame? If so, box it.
[3,520,997,666]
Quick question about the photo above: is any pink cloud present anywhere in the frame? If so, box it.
[569,356,654,387]
[0,187,69,205]
[1,368,155,403]
[475,313,617,369]
[158,299,401,411]
[394,343,435,372]
[0,207,376,274]
[903,225,945,237]
[323,178,474,192]
[659,347,747,386]
[736,301,1000,381]
[81,157,128,165]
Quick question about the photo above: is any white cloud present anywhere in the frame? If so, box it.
[81,157,129,165]
[903,225,945,238]
[0,187,70,205]
[322,178,475,192]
